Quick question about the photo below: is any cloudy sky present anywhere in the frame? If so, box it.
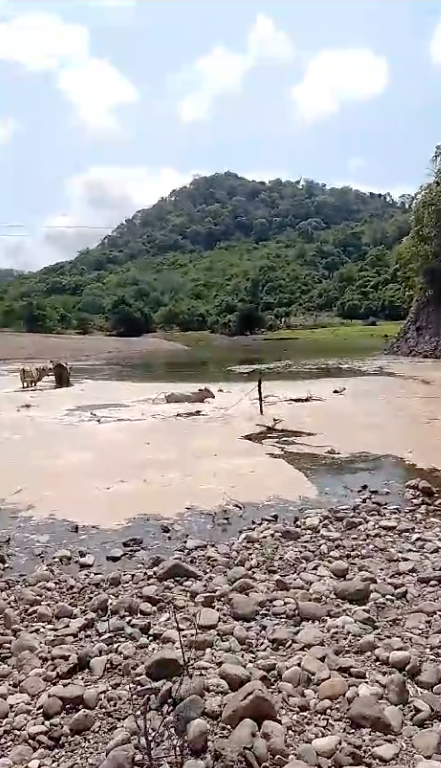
[1,0,440,270]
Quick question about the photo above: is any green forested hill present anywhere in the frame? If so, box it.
[0,173,414,335]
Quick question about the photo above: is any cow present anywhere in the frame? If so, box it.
[19,365,52,389]
[164,387,215,404]
[50,361,72,388]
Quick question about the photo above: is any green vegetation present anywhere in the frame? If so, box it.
[0,173,414,336]
[397,145,441,297]
[263,321,402,341]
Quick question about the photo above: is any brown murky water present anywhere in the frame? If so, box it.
[1,358,441,529]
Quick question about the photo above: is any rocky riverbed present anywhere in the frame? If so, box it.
[2,480,441,768]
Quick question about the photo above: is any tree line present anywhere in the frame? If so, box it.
[0,172,415,336]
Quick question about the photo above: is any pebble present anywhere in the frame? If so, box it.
[389,649,411,669]
[311,735,340,757]
[187,718,209,754]
[69,709,95,733]
[317,677,348,700]
[372,743,401,762]
[0,479,440,767]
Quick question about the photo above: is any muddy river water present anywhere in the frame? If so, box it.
[1,351,441,571]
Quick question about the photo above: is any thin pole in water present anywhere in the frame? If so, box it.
[258,375,263,415]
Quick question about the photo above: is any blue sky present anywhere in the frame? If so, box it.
[1,0,441,269]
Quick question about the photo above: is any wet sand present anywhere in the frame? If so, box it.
[1,359,441,527]
[0,331,186,362]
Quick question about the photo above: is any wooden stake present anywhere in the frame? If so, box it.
[258,375,263,416]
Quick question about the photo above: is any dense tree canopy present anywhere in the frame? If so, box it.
[0,172,414,335]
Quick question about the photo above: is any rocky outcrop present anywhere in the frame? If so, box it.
[387,291,441,357]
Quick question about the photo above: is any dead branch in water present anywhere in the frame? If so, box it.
[285,392,325,403]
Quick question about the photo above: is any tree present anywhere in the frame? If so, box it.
[108,298,154,337]
[20,300,58,333]
[233,305,265,335]
[75,313,94,335]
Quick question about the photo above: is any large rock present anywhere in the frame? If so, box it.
[334,580,371,604]
[413,729,441,758]
[156,559,201,581]
[219,663,251,691]
[43,697,63,718]
[11,632,39,656]
[297,601,325,620]
[297,625,324,647]
[99,749,134,768]
[389,650,411,670]
[8,745,34,765]
[20,676,45,698]
[174,695,205,735]
[198,608,219,629]
[230,595,258,621]
[187,719,209,755]
[215,719,258,761]
[348,696,393,734]
[386,672,409,705]
[146,650,184,681]
[51,683,85,706]
[417,663,441,690]
[260,720,288,758]
[372,743,400,763]
[221,680,277,727]
[69,709,95,733]
[311,735,341,758]
[317,677,348,700]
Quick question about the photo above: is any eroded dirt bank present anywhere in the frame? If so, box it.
[1,359,441,526]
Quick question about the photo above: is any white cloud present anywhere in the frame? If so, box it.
[177,13,294,122]
[247,14,294,63]
[0,14,89,71]
[0,165,293,269]
[0,167,201,269]
[291,48,389,123]
[0,116,19,144]
[57,58,139,133]
[430,18,441,64]
[0,12,138,134]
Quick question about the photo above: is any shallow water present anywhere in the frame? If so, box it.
[2,447,439,576]
[73,332,393,383]
[2,338,441,570]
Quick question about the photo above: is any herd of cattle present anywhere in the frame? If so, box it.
[19,362,72,389]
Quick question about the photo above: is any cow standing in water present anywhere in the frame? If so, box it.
[19,365,52,389]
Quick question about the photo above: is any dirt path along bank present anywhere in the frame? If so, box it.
[0,332,187,363]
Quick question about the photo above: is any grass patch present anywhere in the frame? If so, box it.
[264,321,402,342]
[165,321,402,349]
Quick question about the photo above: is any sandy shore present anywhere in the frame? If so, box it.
[1,358,441,527]
[0,331,186,362]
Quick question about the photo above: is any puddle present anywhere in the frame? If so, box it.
[242,425,441,505]
[67,402,130,414]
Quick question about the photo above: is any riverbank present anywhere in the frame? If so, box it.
[0,332,188,363]
[0,322,402,364]
[0,478,440,768]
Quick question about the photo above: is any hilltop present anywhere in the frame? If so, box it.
[0,172,413,336]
